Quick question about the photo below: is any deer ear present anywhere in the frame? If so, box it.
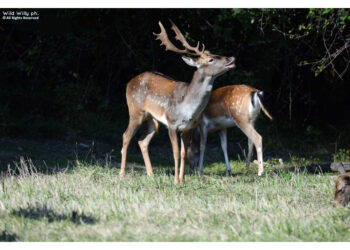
[182,56,200,68]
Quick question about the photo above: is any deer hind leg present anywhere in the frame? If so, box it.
[237,122,263,176]
[168,128,180,184]
[198,125,208,175]
[179,130,192,184]
[218,128,231,176]
[246,138,254,171]
[120,115,144,177]
[138,119,158,177]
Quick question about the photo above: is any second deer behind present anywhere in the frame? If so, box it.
[187,85,272,176]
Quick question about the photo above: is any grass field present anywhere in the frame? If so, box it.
[0,137,349,241]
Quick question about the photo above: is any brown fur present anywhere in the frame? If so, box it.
[334,172,350,207]
[205,85,260,123]
[187,84,271,176]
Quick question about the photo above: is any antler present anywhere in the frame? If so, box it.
[153,20,205,56]
[169,19,205,55]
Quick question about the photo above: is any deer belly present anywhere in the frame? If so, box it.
[144,98,169,126]
[206,116,236,132]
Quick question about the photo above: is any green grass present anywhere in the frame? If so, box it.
[1,153,349,241]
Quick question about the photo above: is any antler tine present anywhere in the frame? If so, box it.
[153,21,191,55]
[193,41,206,54]
[194,41,206,54]
[169,19,204,56]
[201,43,205,53]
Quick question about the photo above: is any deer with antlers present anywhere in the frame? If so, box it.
[187,84,272,176]
[120,20,235,184]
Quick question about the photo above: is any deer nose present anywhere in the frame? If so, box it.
[225,57,236,67]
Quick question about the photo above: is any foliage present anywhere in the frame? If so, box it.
[273,9,350,78]
[0,9,349,141]
[333,148,350,162]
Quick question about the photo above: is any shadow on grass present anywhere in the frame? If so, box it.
[0,137,175,176]
[12,203,97,225]
[0,135,340,180]
[0,230,18,242]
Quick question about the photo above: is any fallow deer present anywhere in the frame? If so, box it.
[187,85,272,176]
[120,20,235,184]
[334,172,350,207]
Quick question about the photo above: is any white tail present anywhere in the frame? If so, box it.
[120,20,235,184]
[187,84,272,176]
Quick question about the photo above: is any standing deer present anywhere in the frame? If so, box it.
[187,85,272,176]
[120,20,236,184]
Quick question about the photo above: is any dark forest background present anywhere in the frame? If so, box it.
[1,9,350,157]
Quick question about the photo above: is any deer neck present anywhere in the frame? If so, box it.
[188,68,214,95]
[172,68,216,130]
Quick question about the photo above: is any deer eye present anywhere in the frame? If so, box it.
[208,58,214,63]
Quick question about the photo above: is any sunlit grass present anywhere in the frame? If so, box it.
[0,156,349,241]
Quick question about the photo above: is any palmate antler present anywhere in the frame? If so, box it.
[153,19,205,56]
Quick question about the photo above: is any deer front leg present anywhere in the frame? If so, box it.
[138,119,157,177]
[179,130,192,184]
[218,128,231,176]
[198,125,208,175]
[120,118,143,177]
[168,128,180,184]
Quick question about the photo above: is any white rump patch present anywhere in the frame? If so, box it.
[249,94,261,123]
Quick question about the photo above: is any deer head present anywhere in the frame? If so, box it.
[153,20,235,77]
